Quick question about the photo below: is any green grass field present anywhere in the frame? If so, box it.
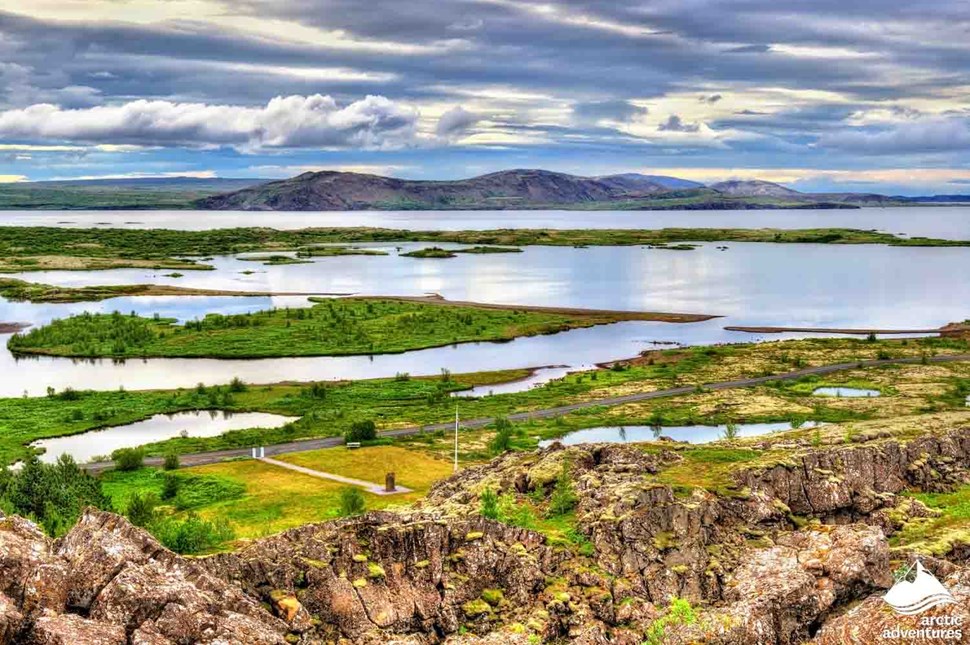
[102,446,453,540]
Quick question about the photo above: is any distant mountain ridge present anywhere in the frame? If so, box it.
[197,169,896,211]
[5,170,966,210]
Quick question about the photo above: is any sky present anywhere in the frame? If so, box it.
[0,1,969,194]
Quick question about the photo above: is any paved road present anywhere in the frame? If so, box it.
[83,352,970,474]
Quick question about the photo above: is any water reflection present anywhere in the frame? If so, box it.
[539,421,825,446]
[32,410,296,464]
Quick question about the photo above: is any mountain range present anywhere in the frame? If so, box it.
[3,169,968,210]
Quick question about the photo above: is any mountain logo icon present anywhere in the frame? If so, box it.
[883,559,956,615]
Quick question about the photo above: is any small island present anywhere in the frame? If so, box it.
[6,296,713,359]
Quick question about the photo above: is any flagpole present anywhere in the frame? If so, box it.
[454,405,459,473]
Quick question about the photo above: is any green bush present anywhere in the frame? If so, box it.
[488,418,515,455]
[345,419,377,443]
[339,486,366,516]
[163,452,180,471]
[112,447,145,472]
[150,513,234,554]
[228,377,247,393]
[548,462,577,517]
[125,492,160,527]
[479,487,499,519]
[161,473,180,500]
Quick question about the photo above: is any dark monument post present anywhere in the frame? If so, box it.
[385,472,396,492]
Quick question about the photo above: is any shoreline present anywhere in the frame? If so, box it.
[0,322,29,334]
[724,325,942,335]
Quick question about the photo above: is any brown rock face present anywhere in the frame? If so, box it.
[0,509,288,644]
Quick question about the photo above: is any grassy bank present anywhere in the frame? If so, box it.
[1,226,965,272]
[1,336,967,467]
[5,297,697,358]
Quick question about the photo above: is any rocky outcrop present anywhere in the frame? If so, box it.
[4,428,970,643]
[0,509,288,644]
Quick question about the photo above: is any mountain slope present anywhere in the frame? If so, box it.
[197,169,871,211]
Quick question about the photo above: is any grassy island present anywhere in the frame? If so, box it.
[6,296,700,359]
[0,226,966,273]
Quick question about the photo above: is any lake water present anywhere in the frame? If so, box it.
[812,387,881,397]
[32,410,296,464]
[3,206,969,240]
[538,420,824,446]
[1,209,968,396]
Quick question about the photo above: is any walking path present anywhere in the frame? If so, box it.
[256,456,412,495]
[83,352,970,474]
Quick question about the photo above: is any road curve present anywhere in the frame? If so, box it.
[83,352,970,474]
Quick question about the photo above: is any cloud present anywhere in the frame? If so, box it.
[572,100,648,124]
[658,115,700,133]
[818,118,970,154]
[0,94,419,150]
[700,94,723,104]
[435,105,480,139]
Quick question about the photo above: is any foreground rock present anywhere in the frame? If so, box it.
[0,510,288,644]
[3,425,970,643]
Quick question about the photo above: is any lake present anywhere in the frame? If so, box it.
[1,209,968,396]
[538,420,825,446]
[3,205,969,240]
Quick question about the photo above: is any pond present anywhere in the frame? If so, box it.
[31,410,297,464]
[812,387,881,397]
[539,420,825,446]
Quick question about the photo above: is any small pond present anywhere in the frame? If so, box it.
[539,420,824,447]
[32,410,297,464]
[811,387,881,398]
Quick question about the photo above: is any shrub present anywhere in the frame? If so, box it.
[345,419,377,443]
[228,377,247,393]
[161,473,180,500]
[479,487,499,519]
[488,418,515,455]
[548,462,577,517]
[163,452,180,471]
[112,447,145,472]
[125,492,159,527]
[150,513,234,554]
[339,486,366,517]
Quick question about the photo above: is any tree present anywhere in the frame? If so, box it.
[721,422,739,442]
[161,474,180,501]
[345,419,377,443]
[339,486,366,516]
[488,418,515,455]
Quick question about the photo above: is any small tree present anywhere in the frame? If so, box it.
[125,492,159,527]
[548,462,577,517]
[161,473,180,501]
[479,487,499,519]
[113,447,145,472]
[345,419,377,443]
[228,377,247,393]
[721,422,739,442]
[488,418,515,456]
[339,486,366,516]
[163,452,180,471]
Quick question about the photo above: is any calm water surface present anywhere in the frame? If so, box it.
[3,206,969,239]
[539,420,825,446]
[1,210,967,397]
[812,387,881,397]
[32,410,296,464]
